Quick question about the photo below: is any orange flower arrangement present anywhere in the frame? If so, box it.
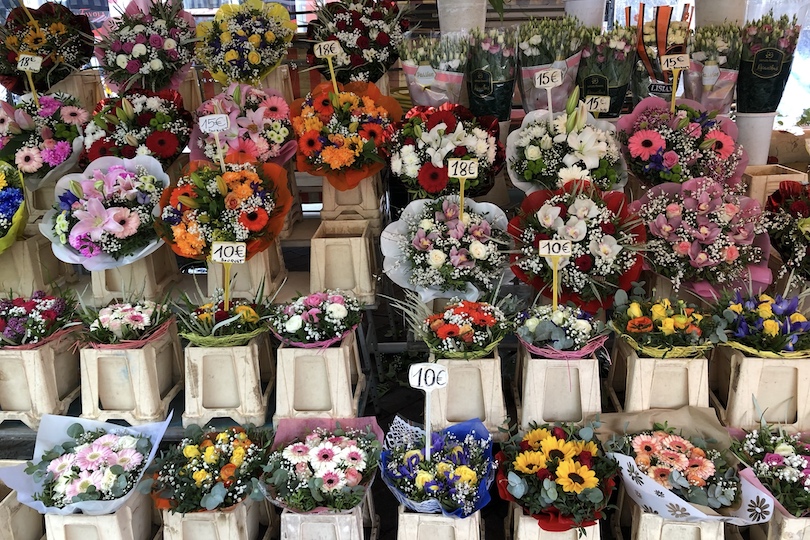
[419,300,511,359]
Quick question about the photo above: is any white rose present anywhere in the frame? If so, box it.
[285,315,303,333]
[326,303,348,320]
[775,443,796,457]
[101,468,117,492]
[131,44,147,58]
[150,59,164,71]
[539,134,553,150]
[132,24,146,33]
[163,38,177,50]
[551,309,566,326]
[53,474,71,494]
[469,240,488,260]
[419,219,433,231]
[117,435,139,449]
[524,145,541,161]
[116,54,129,69]
[428,249,447,268]
[524,317,540,333]
[573,319,592,335]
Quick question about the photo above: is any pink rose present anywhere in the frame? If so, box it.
[345,467,362,487]
[686,123,702,138]
[662,151,679,169]
[723,203,740,218]
[722,245,740,262]
[665,203,682,219]
[674,241,691,256]
[327,294,345,305]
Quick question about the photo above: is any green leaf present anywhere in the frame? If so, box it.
[67,423,85,439]
[201,483,227,510]
[578,427,594,441]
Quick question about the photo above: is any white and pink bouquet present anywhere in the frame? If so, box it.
[190,83,297,166]
[516,304,608,359]
[40,156,170,271]
[268,289,361,347]
[81,300,172,347]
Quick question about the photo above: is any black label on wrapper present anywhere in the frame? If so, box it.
[470,69,493,97]
[583,74,609,97]
[752,48,785,79]
[648,82,673,94]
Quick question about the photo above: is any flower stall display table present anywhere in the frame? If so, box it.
[91,244,181,304]
[0,235,76,292]
[310,221,377,306]
[320,173,384,235]
[397,506,483,540]
[509,503,600,540]
[162,497,265,540]
[0,479,43,540]
[182,333,274,428]
[207,239,287,300]
[44,491,153,540]
[743,165,808,206]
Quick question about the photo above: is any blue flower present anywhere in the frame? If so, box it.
[733,319,750,339]
[773,296,798,316]
[57,190,79,211]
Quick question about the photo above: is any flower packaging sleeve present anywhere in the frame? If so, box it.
[576,26,637,119]
[399,33,467,108]
[468,27,517,123]
[683,23,742,114]
[0,160,26,257]
[633,4,691,101]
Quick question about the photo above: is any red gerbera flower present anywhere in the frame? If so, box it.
[426,110,457,132]
[145,131,179,159]
[417,163,449,194]
[359,123,384,145]
[313,92,334,118]
[300,130,323,157]
[86,139,115,161]
[238,208,270,232]
[436,323,460,339]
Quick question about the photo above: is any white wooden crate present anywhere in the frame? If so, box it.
[49,69,105,115]
[91,244,180,304]
[320,174,383,234]
[0,480,43,540]
[630,498,724,540]
[207,239,287,300]
[310,220,377,306]
[766,509,810,540]
[512,503,600,540]
[162,497,261,540]
[397,506,482,540]
[45,491,152,540]
[280,503,364,540]
[0,235,76,293]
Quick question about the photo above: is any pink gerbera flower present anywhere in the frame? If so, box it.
[93,434,120,448]
[262,96,290,120]
[310,442,338,467]
[660,434,694,453]
[282,443,311,464]
[76,442,114,470]
[627,129,665,160]
[649,465,673,488]
[112,448,144,471]
[316,467,346,491]
[66,470,105,499]
[47,453,76,477]
[631,434,661,455]
[657,449,690,471]
[111,208,141,239]
[340,446,367,471]
[226,137,259,160]
[705,129,736,160]
[686,456,716,480]
[60,106,89,126]
[15,146,43,173]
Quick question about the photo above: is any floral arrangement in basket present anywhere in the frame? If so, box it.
[683,23,742,114]
[95,0,196,93]
[713,292,810,357]
[306,0,410,84]
[292,81,402,191]
[506,88,626,194]
[399,33,468,108]
[150,425,267,513]
[387,103,504,199]
[381,196,511,302]
[191,83,296,166]
[516,304,608,360]
[764,181,810,286]
[262,418,383,513]
[268,289,361,348]
[380,416,496,518]
[468,27,517,122]
[616,96,746,187]
[195,0,295,85]
[577,26,637,118]
[0,160,26,256]
[508,180,645,315]
[82,90,192,167]
[0,2,92,94]
[39,156,170,271]
[629,177,769,295]
[0,290,77,347]
[174,286,271,348]
[496,421,618,532]
[79,299,173,348]
[0,93,88,190]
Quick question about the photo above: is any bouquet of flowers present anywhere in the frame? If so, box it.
[737,12,801,113]
[268,290,361,347]
[628,177,770,296]
[508,180,645,314]
[151,425,267,513]
[633,5,690,100]
[40,156,170,271]
[387,104,504,199]
[616,96,746,187]
[80,299,173,348]
[764,181,810,288]
[517,16,591,114]
[497,421,618,531]
[0,160,26,256]
[517,304,608,359]
[683,23,742,114]
[82,90,192,168]
[0,290,77,347]
[380,416,496,518]
[577,26,637,118]
[506,88,626,194]
[291,81,402,191]
[262,418,383,513]
[195,0,295,85]
[714,292,810,357]
[0,2,92,94]
[468,27,517,122]
[174,288,271,347]
[0,93,88,190]
[190,83,296,166]
[381,195,511,302]
[306,0,410,84]
[399,33,468,108]
[156,161,291,261]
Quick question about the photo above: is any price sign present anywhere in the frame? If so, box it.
[409,363,448,391]
[211,241,247,264]
[314,40,343,58]
[447,158,479,179]
[534,68,563,89]
[17,54,41,73]
[537,239,572,257]
[661,53,690,71]
[199,114,229,134]
[584,95,610,113]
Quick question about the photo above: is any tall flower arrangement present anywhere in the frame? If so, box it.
[468,27,517,122]
[399,34,468,108]
[633,5,690,101]
[577,26,637,118]
[684,23,742,114]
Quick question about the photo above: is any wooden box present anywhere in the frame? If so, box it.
[743,165,808,206]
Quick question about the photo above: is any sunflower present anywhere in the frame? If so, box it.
[523,428,552,451]
[22,27,47,50]
[555,459,598,494]
[574,440,599,456]
[513,451,547,475]
[540,437,577,463]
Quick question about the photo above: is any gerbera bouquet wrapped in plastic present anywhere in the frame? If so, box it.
[764,181,810,290]
[399,33,468,108]
[508,180,645,314]
[306,0,410,84]
[95,0,196,92]
[174,287,271,348]
[156,161,291,261]
[81,90,192,168]
[268,290,361,348]
[387,104,504,199]
[190,83,296,166]
[381,196,511,302]
[683,23,742,114]
[506,88,626,194]
[380,416,496,518]
[0,290,78,347]
[577,26,637,118]
[262,418,383,513]
[497,421,618,532]
[0,94,88,190]
[0,2,92,94]
[517,304,608,360]
[292,81,402,191]
[633,4,690,101]
[80,299,173,348]
[0,161,26,256]
[195,0,295,86]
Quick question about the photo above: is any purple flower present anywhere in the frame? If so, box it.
[448,221,466,240]
[122,42,134,54]
[37,96,61,117]
[763,453,785,466]
[773,296,798,316]
[468,221,491,240]
[111,40,122,52]
[733,319,750,339]
[649,214,681,241]
[685,218,721,243]
[135,34,147,44]
[729,223,755,245]
[126,60,141,74]
[166,49,179,61]
[69,234,102,257]
[436,200,459,222]
[41,141,71,167]
[148,34,164,48]
[412,229,434,251]
[688,241,715,268]
[449,247,473,269]
[58,190,79,211]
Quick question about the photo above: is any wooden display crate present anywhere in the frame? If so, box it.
[743,164,808,206]
[49,69,105,113]
[162,497,261,540]
[91,244,180,304]
[0,479,43,540]
[512,503,600,540]
[0,235,76,292]
[397,506,482,540]
[766,509,810,540]
[280,502,365,540]
[630,497,724,540]
[207,239,287,300]
[310,220,377,306]
[320,173,383,234]
[45,492,152,540]
[279,160,303,240]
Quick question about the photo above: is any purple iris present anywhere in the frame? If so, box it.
[58,190,79,211]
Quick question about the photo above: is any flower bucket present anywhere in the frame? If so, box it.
[736,113,778,166]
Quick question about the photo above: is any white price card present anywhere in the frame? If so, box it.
[584,95,610,113]
[534,68,563,89]
[199,114,229,134]
[17,54,42,73]
[447,158,479,179]
[314,40,343,58]
[661,53,690,71]
[211,241,247,264]
[537,240,573,257]
[408,363,448,391]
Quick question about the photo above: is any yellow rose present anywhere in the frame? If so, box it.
[660,318,676,335]
[791,313,807,323]
[404,449,422,463]
[454,465,478,485]
[759,294,775,304]
[219,32,232,43]
[415,471,434,490]
[217,432,230,443]
[230,446,246,467]
[264,30,276,42]
[197,312,213,324]
[757,302,774,319]
[672,314,690,330]
[650,304,668,321]
[729,303,743,314]
[248,34,261,46]
[224,50,239,62]
[193,469,210,487]
[183,445,201,459]
[247,51,261,65]
[234,305,259,323]
[203,445,220,465]
[692,313,704,322]
[435,461,454,477]
[763,319,781,337]
[627,302,643,319]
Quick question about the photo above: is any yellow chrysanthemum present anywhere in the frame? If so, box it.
[49,22,67,35]
[541,437,578,462]
[763,319,781,337]
[513,451,547,474]
[193,469,210,487]
[523,428,552,450]
[339,93,361,109]
[5,35,18,49]
[555,460,599,494]
[345,135,364,157]
[454,465,478,485]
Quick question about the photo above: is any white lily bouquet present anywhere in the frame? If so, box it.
[684,23,742,114]
[400,33,468,107]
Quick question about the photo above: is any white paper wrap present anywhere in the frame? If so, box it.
[0,412,172,515]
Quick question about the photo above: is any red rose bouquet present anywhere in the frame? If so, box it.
[764,181,810,289]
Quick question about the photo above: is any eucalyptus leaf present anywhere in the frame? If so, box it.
[578,427,594,441]
[507,471,527,499]
[67,423,85,439]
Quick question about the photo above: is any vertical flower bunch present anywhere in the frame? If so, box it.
[468,27,517,122]
[577,26,637,118]
[633,5,690,102]
[0,161,26,256]
[399,34,468,108]
[763,181,810,287]
[684,23,742,114]
[0,290,77,346]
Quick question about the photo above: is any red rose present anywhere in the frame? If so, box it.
[417,163,449,194]
[578,451,593,468]
[336,20,347,31]
[0,319,6,332]
[791,200,810,217]
[552,427,566,439]
[782,181,805,199]
[370,10,383,20]
[519,440,531,452]
[453,146,467,157]
[400,19,410,30]
[403,137,415,146]
[120,145,137,158]
[536,468,553,482]
[357,36,370,49]
[350,54,365,67]
[137,112,155,127]
[376,32,390,46]
[214,310,229,322]
[11,298,24,307]
[426,110,457,132]
[41,310,58,322]
[600,222,616,235]
[575,255,593,272]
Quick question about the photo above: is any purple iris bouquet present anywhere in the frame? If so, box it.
[715,293,810,355]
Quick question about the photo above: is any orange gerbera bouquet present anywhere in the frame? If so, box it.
[291,81,402,191]
[420,300,511,359]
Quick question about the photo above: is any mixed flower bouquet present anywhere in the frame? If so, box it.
[508,180,645,314]
[577,26,637,118]
[190,83,296,166]
[151,425,267,513]
[0,290,77,347]
[506,88,626,194]
[40,156,170,271]
[0,160,26,256]
[0,93,88,190]
[82,90,192,168]
[634,5,690,100]
[387,103,504,199]
[95,0,195,93]
[684,23,742,114]
[764,181,810,288]
[291,81,402,191]
[517,16,591,114]
[156,161,291,261]
[262,418,383,513]
[306,0,409,84]
[468,27,517,122]
[174,287,271,348]
[415,299,511,359]
[516,305,608,360]
[616,96,746,187]
[0,2,92,94]
[628,177,770,296]
[381,196,510,302]
[497,421,618,531]
[268,290,361,347]
[399,33,468,108]
[380,416,496,518]
[195,0,295,85]
[80,299,173,348]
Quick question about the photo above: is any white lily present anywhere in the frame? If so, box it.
[564,126,607,169]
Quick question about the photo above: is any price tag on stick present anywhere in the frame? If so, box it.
[534,68,562,113]
[202,104,229,172]
[584,95,610,114]
[408,362,448,462]
[16,54,42,107]
[538,240,572,309]
[315,40,343,95]
[211,241,246,313]
[447,158,478,221]
[661,53,690,71]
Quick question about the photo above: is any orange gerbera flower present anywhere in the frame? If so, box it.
[436,323,460,340]
[238,208,270,232]
[170,184,196,208]
[313,92,334,119]
[359,123,384,145]
[626,316,654,333]
[300,130,323,157]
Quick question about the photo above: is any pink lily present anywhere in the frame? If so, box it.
[69,198,123,242]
